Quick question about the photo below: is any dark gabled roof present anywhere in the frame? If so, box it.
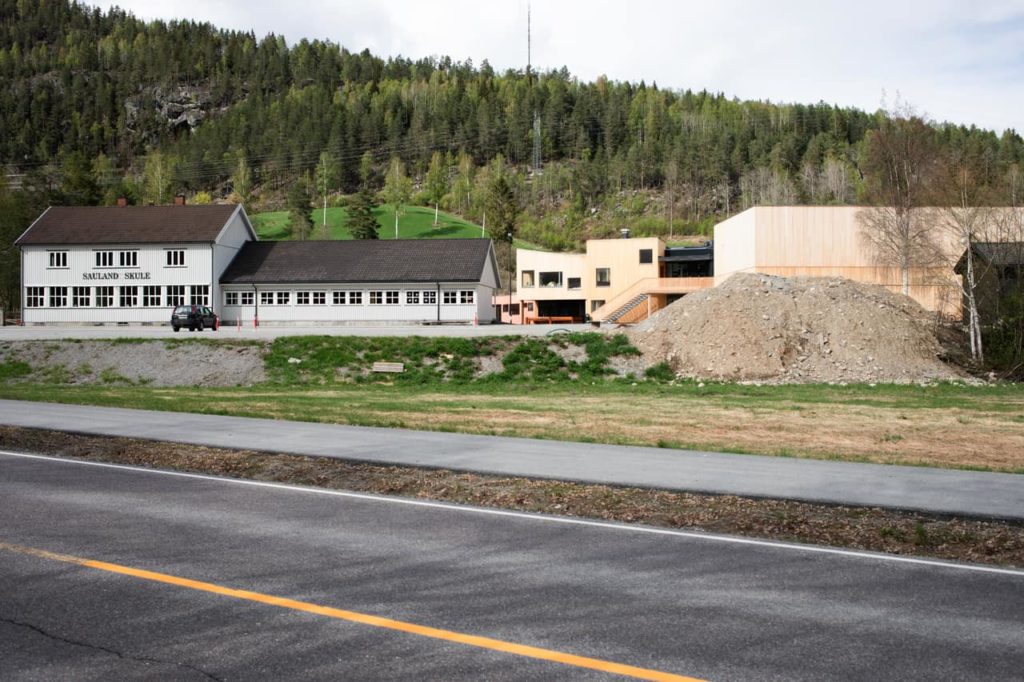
[220,239,495,285]
[15,205,242,245]
[955,242,1024,272]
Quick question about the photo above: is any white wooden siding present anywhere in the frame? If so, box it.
[222,283,495,325]
[211,208,257,316]
[22,243,215,324]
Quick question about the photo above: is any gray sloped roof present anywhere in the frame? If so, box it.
[955,242,1024,272]
[973,242,1024,266]
[16,205,243,245]
[220,238,496,284]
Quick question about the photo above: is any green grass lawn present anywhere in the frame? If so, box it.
[252,205,486,241]
[2,333,1024,472]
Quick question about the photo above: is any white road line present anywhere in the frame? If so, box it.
[3,449,1023,578]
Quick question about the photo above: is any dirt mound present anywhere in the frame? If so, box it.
[628,273,962,384]
[0,340,267,387]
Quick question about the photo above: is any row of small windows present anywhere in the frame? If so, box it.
[520,270,597,289]
[25,285,209,308]
[225,289,476,306]
[519,250,654,290]
[46,250,186,268]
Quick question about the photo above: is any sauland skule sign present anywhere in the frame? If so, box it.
[82,271,152,280]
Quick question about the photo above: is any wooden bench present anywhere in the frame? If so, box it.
[528,316,576,324]
[371,361,405,373]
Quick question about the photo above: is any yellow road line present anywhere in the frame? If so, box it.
[0,541,704,682]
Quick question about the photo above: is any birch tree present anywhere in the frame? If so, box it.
[425,151,449,226]
[382,157,412,239]
[858,113,940,295]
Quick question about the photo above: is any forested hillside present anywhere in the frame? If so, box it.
[2,0,1023,244]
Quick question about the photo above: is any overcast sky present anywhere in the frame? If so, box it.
[95,0,1024,134]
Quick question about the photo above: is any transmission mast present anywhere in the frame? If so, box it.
[528,1,541,175]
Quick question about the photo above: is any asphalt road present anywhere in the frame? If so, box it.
[1,451,1022,681]
[2,399,1023,521]
[0,323,589,341]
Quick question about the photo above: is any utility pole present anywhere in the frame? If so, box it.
[320,155,328,232]
[528,2,541,183]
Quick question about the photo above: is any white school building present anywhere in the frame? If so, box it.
[16,203,500,326]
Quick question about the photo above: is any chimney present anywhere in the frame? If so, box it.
[174,194,186,206]
[117,197,127,207]
[620,228,631,239]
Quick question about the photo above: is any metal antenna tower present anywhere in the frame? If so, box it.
[528,1,541,174]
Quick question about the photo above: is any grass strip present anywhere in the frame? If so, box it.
[2,426,1021,568]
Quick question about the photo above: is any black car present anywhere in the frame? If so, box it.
[171,304,218,332]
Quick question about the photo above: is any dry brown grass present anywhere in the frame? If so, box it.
[325,391,1024,472]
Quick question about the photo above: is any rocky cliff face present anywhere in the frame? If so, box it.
[124,84,219,133]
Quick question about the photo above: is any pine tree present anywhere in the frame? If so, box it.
[347,186,379,239]
[287,176,313,240]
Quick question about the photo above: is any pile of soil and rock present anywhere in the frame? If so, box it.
[628,273,963,384]
[0,340,267,387]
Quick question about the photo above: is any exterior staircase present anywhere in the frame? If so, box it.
[589,276,715,326]
[604,294,648,324]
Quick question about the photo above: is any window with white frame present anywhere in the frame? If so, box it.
[120,286,138,307]
[596,267,611,287]
[296,291,310,305]
[240,291,254,306]
[349,291,363,305]
[369,291,383,305]
[460,290,475,304]
[25,287,44,307]
[166,249,186,267]
[423,290,437,305]
[275,291,290,305]
[312,291,326,305]
[333,291,347,305]
[225,292,239,306]
[191,285,209,306]
[96,286,114,308]
[406,291,420,305]
[143,286,161,307]
[96,251,114,267]
[385,290,399,305]
[49,251,68,268]
[119,250,138,267]
[260,291,274,306]
[443,290,457,304]
[49,287,67,308]
[72,286,90,307]
[165,285,185,307]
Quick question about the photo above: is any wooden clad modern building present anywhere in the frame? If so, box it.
[713,206,962,315]
[15,204,256,325]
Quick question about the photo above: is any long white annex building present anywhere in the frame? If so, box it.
[16,203,500,325]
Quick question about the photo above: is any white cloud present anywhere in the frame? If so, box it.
[93,0,1023,133]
